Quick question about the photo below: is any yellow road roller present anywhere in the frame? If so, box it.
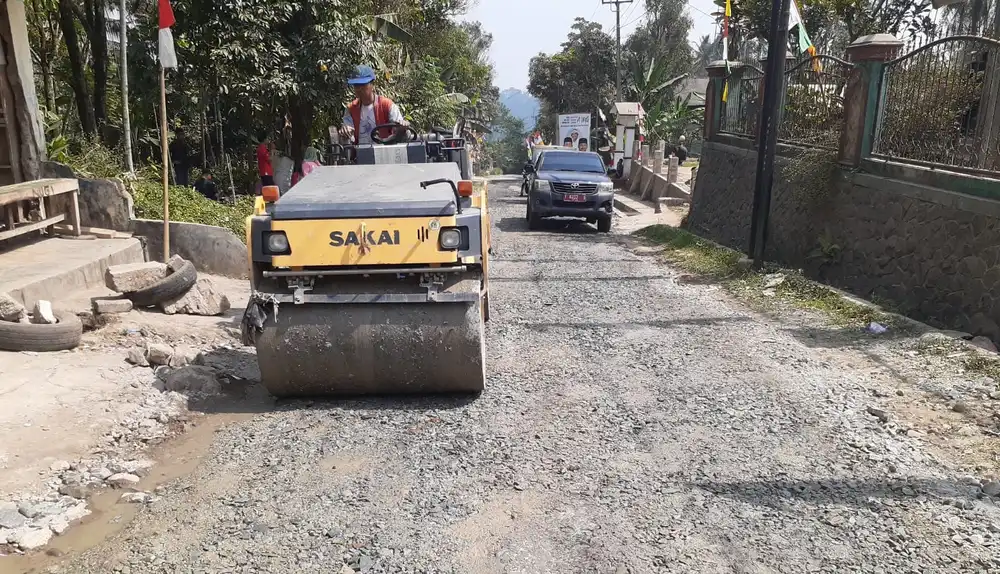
[241,124,491,397]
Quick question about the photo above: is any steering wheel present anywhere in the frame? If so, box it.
[370,123,418,145]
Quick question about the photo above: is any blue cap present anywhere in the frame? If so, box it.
[347,65,376,85]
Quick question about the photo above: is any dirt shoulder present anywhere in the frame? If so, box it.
[0,276,250,554]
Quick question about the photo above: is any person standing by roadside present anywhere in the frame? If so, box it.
[257,131,275,188]
[169,127,192,187]
[675,135,689,163]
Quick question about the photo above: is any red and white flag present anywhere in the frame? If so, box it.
[158,0,177,69]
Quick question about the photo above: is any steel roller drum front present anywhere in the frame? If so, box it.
[254,295,485,397]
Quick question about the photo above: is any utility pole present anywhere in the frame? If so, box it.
[602,0,633,102]
[747,0,791,268]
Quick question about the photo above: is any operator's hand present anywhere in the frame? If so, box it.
[338,125,354,140]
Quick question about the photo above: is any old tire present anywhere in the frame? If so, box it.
[126,260,198,308]
[597,217,612,233]
[0,311,83,352]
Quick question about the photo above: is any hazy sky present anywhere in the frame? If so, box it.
[461,0,719,90]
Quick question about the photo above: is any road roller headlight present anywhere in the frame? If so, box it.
[263,231,291,255]
[439,228,462,250]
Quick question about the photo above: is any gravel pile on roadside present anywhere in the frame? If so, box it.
[48,180,1000,573]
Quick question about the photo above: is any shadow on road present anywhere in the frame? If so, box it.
[489,274,671,283]
[690,477,983,511]
[184,345,480,416]
[783,324,922,350]
[497,216,600,235]
[515,316,752,331]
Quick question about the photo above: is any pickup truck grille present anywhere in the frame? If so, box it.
[552,182,598,194]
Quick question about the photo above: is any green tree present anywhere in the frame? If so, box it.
[527,18,616,141]
[482,105,528,174]
[625,0,692,83]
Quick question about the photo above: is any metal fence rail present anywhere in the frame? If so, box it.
[778,55,851,149]
[873,35,1000,176]
[720,65,764,139]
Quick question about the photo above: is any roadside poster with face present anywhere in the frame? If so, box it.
[557,113,591,151]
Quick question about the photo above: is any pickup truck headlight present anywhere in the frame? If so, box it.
[535,180,551,192]
[597,182,613,192]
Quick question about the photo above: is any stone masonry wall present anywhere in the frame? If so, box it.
[688,140,1000,341]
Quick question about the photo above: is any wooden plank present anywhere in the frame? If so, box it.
[3,203,13,230]
[52,224,116,238]
[68,190,81,236]
[0,213,65,242]
[0,178,79,204]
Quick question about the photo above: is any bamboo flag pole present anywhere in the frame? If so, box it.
[158,0,177,261]
[159,68,169,261]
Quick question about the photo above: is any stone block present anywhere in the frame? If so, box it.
[93,297,133,314]
[30,300,56,324]
[105,261,168,293]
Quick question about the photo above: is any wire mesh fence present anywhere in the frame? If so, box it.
[778,55,851,149]
[873,35,1000,176]
[719,64,764,139]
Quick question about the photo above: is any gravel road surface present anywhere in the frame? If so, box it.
[45,178,1000,573]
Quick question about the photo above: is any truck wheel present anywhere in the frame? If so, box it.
[598,217,612,233]
[527,202,541,230]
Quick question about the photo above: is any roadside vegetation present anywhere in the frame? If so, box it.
[634,223,1000,383]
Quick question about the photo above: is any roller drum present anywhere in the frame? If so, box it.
[254,297,485,397]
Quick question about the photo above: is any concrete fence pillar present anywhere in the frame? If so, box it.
[641,144,651,166]
[704,60,729,141]
[839,34,903,168]
[653,142,665,174]
[667,156,679,183]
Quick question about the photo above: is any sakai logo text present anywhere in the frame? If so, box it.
[329,230,401,247]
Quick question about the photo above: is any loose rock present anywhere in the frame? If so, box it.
[58,484,91,500]
[167,255,187,273]
[10,527,52,550]
[106,473,141,488]
[105,262,168,293]
[866,406,890,422]
[48,517,70,535]
[93,297,134,315]
[120,492,154,504]
[30,300,57,324]
[0,502,27,529]
[126,348,149,367]
[145,343,174,366]
[160,278,231,316]
[982,481,1000,497]
[162,365,221,395]
[0,292,27,322]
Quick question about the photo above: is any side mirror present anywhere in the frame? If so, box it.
[607,167,616,176]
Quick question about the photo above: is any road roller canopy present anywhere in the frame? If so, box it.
[269,163,465,221]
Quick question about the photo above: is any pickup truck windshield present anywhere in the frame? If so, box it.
[538,151,606,174]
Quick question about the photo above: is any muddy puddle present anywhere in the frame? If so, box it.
[1,408,258,573]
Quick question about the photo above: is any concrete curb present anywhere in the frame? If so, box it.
[132,219,248,279]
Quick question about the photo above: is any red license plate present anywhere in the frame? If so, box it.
[563,194,585,202]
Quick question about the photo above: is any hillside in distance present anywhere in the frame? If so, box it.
[500,88,540,129]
